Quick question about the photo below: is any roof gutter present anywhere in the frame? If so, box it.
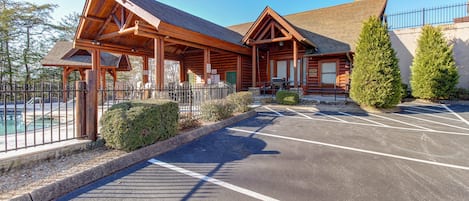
[304,51,353,57]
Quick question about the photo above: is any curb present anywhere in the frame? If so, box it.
[11,110,257,201]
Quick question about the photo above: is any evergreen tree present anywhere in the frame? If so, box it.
[350,16,402,108]
[410,25,459,100]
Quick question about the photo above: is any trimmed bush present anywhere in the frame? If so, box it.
[276,91,299,105]
[410,25,459,100]
[200,99,234,122]
[227,91,253,113]
[350,16,402,108]
[100,100,179,152]
[178,113,201,130]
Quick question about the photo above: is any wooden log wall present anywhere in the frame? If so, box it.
[305,54,350,94]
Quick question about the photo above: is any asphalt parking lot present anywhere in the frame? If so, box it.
[59,103,469,201]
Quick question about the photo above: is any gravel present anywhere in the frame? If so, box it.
[0,146,126,200]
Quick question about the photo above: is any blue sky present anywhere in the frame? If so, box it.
[27,0,467,26]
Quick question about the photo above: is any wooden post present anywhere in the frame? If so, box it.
[86,48,100,142]
[62,67,69,102]
[203,48,211,84]
[236,55,242,91]
[252,45,257,87]
[143,55,149,84]
[293,40,298,88]
[155,38,165,89]
[75,81,86,139]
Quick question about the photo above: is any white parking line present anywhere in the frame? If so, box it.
[370,113,434,131]
[404,109,463,122]
[148,159,279,201]
[263,106,284,116]
[256,112,469,136]
[338,112,388,127]
[405,105,446,113]
[304,109,348,123]
[227,128,469,171]
[441,104,469,127]
[287,108,313,119]
[393,113,469,131]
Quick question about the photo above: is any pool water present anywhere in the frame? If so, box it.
[0,115,57,135]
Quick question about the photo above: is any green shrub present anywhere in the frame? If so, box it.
[450,88,469,100]
[276,91,299,105]
[200,99,234,122]
[227,91,253,113]
[410,25,459,100]
[178,113,201,130]
[350,16,402,108]
[100,99,179,152]
[401,83,410,99]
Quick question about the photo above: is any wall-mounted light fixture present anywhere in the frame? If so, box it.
[279,41,284,47]
[91,40,101,46]
[131,48,136,52]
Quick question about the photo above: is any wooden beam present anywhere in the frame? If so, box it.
[255,20,273,41]
[96,26,136,41]
[237,55,242,91]
[81,15,106,23]
[112,13,122,29]
[74,39,153,56]
[293,40,298,88]
[248,35,292,45]
[252,45,257,87]
[122,12,134,30]
[96,4,120,37]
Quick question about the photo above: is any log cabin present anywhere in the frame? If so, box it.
[73,0,387,94]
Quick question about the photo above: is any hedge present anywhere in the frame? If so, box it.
[200,99,234,122]
[100,99,179,152]
[227,91,253,113]
[276,91,299,105]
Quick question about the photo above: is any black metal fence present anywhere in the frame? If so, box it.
[97,83,236,120]
[386,2,469,30]
[0,81,235,153]
[0,82,79,153]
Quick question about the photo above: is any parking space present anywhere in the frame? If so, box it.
[60,103,469,201]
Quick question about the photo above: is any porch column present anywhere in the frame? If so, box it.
[293,40,298,88]
[62,67,73,102]
[236,55,242,91]
[86,48,100,141]
[203,48,211,84]
[142,55,149,84]
[252,45,257,87]
[155,38,165,89]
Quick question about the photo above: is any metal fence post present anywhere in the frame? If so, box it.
[75,81,86,139]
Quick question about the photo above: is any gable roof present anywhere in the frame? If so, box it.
[229,0,388,54]
[127,0,245,46]
[41,41,130,69]
[241,6,315,47]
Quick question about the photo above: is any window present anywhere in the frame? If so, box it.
[321,62,337,85]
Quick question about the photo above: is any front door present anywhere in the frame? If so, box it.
[226,71,237,86]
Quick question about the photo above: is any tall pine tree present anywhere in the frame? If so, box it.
[410,25,459,100]
[350,16,402,108]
